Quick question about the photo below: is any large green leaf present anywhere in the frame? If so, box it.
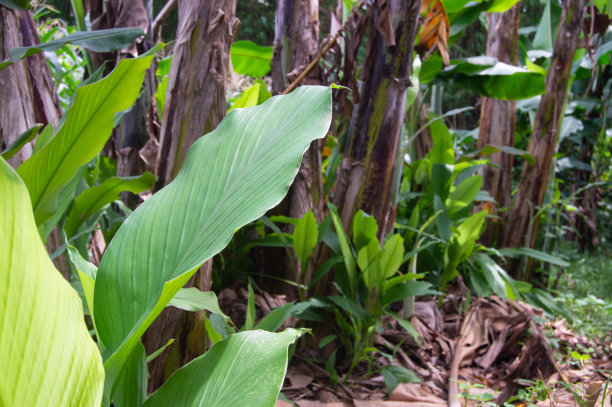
[0,157,104,406]
[0,28,145,70]
[168,287,228,319]
[93,86,332,397]
[440,57,545,100]
[230,40,273,77]
[0,0,29,10]
[64,173,156,237]
[17,51,155,226]
[143,330,302,407]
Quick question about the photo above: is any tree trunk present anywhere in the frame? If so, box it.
[477,5,520,246]
[333,0,421,237]
[0,8,69,278]
[0,8,62,167]
[144,0,238,391]
[272,0,323,221]
[502,0,585,274]
[86,0,156,206]
[154,0,238,188]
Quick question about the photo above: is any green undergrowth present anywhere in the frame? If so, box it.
[555,241,612,344]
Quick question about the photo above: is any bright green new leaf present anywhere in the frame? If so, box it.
[427,115,454,166]
[154,75,169,121]
[357,239,383,291]
[380,234,404,280]
[64,173,156,237]
[0,157,104,406]
[143,329,302,407]
[66,244,97,319]
[231,40,273,77]
[446,174,482,216]
[93,86,332,397]
[352,210,378,251]
[17,51,156,226]
[0,28,145,70]
[443,210,487,284]
[0,124,41,160]
[532,0,561,51]
[328,203,357,292]
[228,80,271,112]
[486,0,520,12]
[168,288,229,319]
[255,303,296,332]
[293,209,318,271]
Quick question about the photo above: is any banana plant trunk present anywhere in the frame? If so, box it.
[0,7,69,278]
[502,0,585,276]
[477,5,520,246]
[333,0,421,238]
[272,0,323,221]
[0,8,63,167]
[86,0,154,206]
[144,0,238,391]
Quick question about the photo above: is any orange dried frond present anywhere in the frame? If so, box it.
[416,0,450,66]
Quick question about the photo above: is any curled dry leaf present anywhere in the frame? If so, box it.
[416,0,450,65]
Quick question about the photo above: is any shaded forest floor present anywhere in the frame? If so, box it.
[218,283,612,407]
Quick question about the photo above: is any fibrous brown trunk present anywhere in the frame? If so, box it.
[477,5,520,246]
[86,0,155,206]
[144,0,238,391]
[502,0,585,275]
[272,0,323,221]
[0,8,62,167]
[0,8,69,278]
[333,0,421,238]
[154,0,238,188]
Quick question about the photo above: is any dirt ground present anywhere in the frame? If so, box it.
[218,285,612,407]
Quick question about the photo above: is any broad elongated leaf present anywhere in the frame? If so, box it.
[0,158,104,406]
[381,365,420,396]
[0,28,145,70]
[0,0,28,10]
[255,303,296,332]
[228,80,271,112]
[0,124,41,160]
[293,210,318,270]
[446,174,482,216]
[93,86,332,396]
[17,51,155,226]
[230,40,273,77]
[64,173,155,237]
[441,58,545,100]
[168,288,228,319]
[498,247,570,267]
[143,330,302,407]
[352,210,378,252]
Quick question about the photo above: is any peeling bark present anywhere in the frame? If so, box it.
[0,8,62,168]
[333,0,421,238]
[272,0,323,221]
[86,0,155,206]
[154,0,239,188]
[502,0,586,275]
[144,0,238,391]
[0,8,69,278]
[478,5,520,246]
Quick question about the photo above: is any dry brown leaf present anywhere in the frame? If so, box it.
[416,0,450,65]
[389,383,446,406]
